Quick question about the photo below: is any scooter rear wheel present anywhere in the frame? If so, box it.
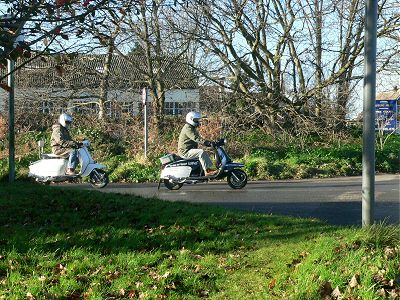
[227,169,247,189]
[164,179,183,190]
[89,169,109,188]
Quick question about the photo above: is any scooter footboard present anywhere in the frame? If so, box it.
[224,163,245,170]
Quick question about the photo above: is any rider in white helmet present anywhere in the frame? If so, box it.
[178,111,218,176]
[50,113,82,175]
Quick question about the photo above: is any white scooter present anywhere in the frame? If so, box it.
[158,138,247,190]
[28,140,109,188]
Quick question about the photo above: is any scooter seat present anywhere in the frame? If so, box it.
[173,154,184,160]
[42,153,65,159]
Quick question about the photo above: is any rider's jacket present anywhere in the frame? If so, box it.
[50,123,79,157]
[178,123,206,156]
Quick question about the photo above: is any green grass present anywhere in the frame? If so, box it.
[0,183,399,299]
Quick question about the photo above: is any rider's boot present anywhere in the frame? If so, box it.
[205,169,218,176]
[66,168,77,175]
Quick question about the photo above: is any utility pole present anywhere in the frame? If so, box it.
[7,58,15,183]
[142,87,148,159]
[1,13,18,183]
[362,0,377,227]
[1,13,25,183]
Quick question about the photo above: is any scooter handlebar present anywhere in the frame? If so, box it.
[213,138,226,147]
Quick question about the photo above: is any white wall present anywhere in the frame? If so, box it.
[0,88,200,114]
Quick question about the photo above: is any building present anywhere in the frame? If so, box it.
[0,53,199,117]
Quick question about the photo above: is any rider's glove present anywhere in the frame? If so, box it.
[204,140,212,147]
[75,142,83,148]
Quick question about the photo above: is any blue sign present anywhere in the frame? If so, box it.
[375,100,398,131]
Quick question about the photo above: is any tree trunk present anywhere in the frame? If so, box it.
[314,0,323,118]
[98,41,114,121]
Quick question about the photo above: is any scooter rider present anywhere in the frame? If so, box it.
[178,111,218,177]
[50,113,82,175]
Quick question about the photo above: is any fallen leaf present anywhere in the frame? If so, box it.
[351,241,361,250]
[376,288,386,297]
[76,275,89,284]
[387,288,400,298]
[83,288,93,298]
[25,292,34,300]
[268,278,276,289]
[331,286,343,300]
[105,270,121,282]
[54,263,66,275]
[349,274,360,288]
[165,282,176,290]
[127,290,137,299]
[198,290,209,297]
[384,247,396,259]
[334,244,346,253]
[194,264,202,273]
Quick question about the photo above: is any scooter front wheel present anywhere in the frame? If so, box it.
[227,169,247,189]
[164,179,183,190]
[89,169,109,188]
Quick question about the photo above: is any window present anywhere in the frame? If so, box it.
[41,101,54,114]
[164,102,197,116]
[121,101,135,114]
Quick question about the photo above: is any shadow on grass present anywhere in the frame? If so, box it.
[212,201,400,226]
[0,182,338,255]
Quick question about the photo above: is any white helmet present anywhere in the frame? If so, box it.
[186,111,202,127]
[59,113,73,129]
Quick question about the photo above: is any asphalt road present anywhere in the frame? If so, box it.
[77,174,399,226]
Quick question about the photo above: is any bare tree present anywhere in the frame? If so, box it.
[0,0,113,83]
[172,0,399,134]
[71,1,133,120]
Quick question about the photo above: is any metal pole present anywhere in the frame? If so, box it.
[7,58,15,183]
[362,0,377,227]
[142,87,148,159]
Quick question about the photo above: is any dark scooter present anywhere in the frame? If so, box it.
[158,138,247,190]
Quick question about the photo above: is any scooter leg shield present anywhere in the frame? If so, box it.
[160,166,192,179]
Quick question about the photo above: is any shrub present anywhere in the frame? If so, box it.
[295,164,320,179]
[0,115,398,183]
[109,160,159,183]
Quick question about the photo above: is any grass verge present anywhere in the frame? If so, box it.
[0,183,399,299]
